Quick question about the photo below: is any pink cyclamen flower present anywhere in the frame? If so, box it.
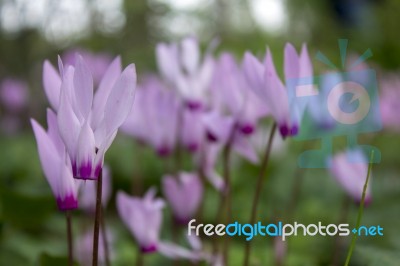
[121,77,179,156]
[156,37,214,110]
[31,109,78,211]
[380,74,400,131]
[116,188,165,253]
[0,78,28,112]
[211,52,268,135]
[43,55,137,179]
[79,165,112,213]
[243,43,312,138]
[162,172,203,224]
[329,149,371,204]
[75,226,113,266]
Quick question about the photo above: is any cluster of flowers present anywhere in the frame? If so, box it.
[29,37,400,264]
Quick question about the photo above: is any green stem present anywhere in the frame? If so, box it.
[344,151,374,266]
[92,170,103,266]
[221,137,233,265]
[243,122,277,266]
[66,210,73,266]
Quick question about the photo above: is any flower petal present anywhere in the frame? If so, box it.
[74,55,94,119]
[92,56,122,129]
[76,121,96,179]
[181,37,200,75]
[103,64,137,137]
[43,60,61,110]
[284,42,299,80]
[31,119,60,196]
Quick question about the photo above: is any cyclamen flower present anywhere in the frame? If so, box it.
[31,109,78,211]
[121,77,179,156]
[211,52,268,135]
[243,43,312,138]
[0,78,28,112]
[75,226,113,266]
[162,172,203,224]
[43,55,137,179]
[380,74,400,131]
[328,149,371,204]
[116,188,164,253]
[156,37,214,110]
[79,165,112,213]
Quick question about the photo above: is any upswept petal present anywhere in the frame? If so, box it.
[76,121,96,179]
[103,64,137,137]
[56,160,78,210]
[264,48,289,125]
[92,56,122,129]
[242,52,265,98]
[156,43,180,83]
[31,119,61,195]
[284,43,299,80]
[299,43,313,78]
[43,60,61,110]
[74,55,94,119]
[46,108,65,155]
[181,37,200,75]
[57,83,81,164]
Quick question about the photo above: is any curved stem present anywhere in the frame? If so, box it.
[344,151,374,266]
[66,210,73,266]
[243,122,277,266]
[92,170,103,266]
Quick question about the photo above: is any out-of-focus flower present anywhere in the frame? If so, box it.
[122,77,180,156]
[380,74,400,131]
[44,55,137,179]
[0,78,28,112]
[243,43,313,138]
[273,236,287,266]
[156,37,214,110]
[31,109,78,211]
[79,165,112,213]
[181,109,206,152]
[158,234,212,263]
[116,188,165,253]
[63,49,113,85]
[328,149,371,204]
[75,226,113,266]
[162,172,203,224]
[211,52,268,135]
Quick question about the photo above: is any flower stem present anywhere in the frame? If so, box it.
[344,151,374,266]
[92,169,103,266]
[136,248,144,266]
[100,210,111,266]
[243,122,277,266]
[66,210,73,266]
[221,136,233,265]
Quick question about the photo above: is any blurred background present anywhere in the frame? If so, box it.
[0,0,400,265]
